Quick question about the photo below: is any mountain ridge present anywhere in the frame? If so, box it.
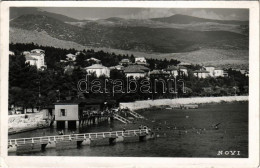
[10,14,248,54]
[151,14,249,25]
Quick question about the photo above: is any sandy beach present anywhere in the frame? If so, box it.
[120,96,248,110]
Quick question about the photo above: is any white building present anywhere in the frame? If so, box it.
[166,65,178,76]
[22,51,31,55]
[135,57,147,65]
[204,66,215,77]
[66,53,76,61]
[86,57,101,64]
[124,68,146,78]
[193,70,210,78]
[119,58,131,66]
[85,64,110,77]
[179,66,188,76]
[9,51,15,56]
[214,69,224,77]
[24,49,46,69]
[110,65,124,71]
[25,55,37,66]
[178,62,191,66]
[240,69,247,75]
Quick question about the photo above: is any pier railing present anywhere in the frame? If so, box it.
[8,129,148,146]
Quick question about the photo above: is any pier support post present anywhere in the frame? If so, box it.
[76,121,79,128]
[53,121,57,128]
[65,121,68,129]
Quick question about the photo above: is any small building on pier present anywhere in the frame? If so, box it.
[53,99,116,129]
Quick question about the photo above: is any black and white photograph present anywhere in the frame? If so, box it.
[0,1,259,168]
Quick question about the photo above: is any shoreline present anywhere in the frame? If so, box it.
[119,96,248,111]
[8,112,50,135]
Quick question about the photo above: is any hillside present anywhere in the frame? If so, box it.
[10,28,248,69]
[10,14,248,53]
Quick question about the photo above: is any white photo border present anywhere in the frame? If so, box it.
[1,1,259,168]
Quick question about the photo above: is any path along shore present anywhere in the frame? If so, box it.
[119,96,248,111]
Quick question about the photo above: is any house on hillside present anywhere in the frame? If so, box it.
[119,58,132,66]
[166,65,178,76]
[60,60,68,63]
[245,71,249,77]
[9,51,15,56]
[25,55,38,66]
[110,65,124,71]
[178,62,191,66]
[24,49,47,69]
[75,51,81,56]
[22,51,31,56]
[85,64,110,77]
[124,67,146,78]
[204,66,215,77]
[214,68,224,77]
[240,69,247,75]
[66,53,76,61]
[135,57,147,65]
[193,70,210,78]
[179,66,188,76]
[123,64,150,78]
[223,70,229,77]
[86,57,101,64]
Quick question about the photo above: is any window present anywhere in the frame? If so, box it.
[60,109,66,116]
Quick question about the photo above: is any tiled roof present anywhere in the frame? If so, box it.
[31,49,45,53]
[127,65,149,71]
[120,59,130,63]
[25,55,37,61]
[66,53,76,57]
[167,65,178,70]
[178,66,187,69]
[110,65,124,69]
[30,53,43,56]
[178,62,191,66]
[85,64,108,69]
[86,57,101,62]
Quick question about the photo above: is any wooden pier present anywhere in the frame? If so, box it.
[8,129,153,154]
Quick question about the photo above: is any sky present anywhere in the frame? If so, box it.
[39,8,249,21]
